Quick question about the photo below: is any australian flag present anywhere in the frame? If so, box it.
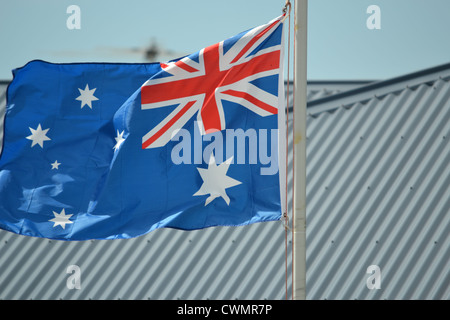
[0,15,286,240]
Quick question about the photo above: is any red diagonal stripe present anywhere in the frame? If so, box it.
[230,19,280,64]
[142,100,197,149]
[174,60,199,73]
[221,89,278,114]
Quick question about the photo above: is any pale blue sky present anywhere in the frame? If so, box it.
[1,0,449,80]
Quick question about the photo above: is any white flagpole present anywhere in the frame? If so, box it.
[293,0,307,300]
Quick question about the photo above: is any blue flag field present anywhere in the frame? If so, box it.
[0,15,286,240]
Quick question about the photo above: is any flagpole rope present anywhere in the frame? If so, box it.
[291,0,297,301]
[282,0,292,301]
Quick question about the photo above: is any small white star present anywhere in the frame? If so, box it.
[113,130,125,151]
[51,160,61,170]
[49,209,73,229]
[76,84,99,109]
[26,124,51,148]
[193,154,242,206]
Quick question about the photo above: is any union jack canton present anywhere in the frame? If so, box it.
[141,15,285,149]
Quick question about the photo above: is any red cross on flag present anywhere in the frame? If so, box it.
[140,15,284,149]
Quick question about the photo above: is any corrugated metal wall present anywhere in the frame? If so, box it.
[0,224,289,299]
[306,78,449,299]
[0,69,448,300]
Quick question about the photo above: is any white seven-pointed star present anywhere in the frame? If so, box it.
[26,124,51,148]
[113,130,125,151]
[194,154,242,206]
[51,160,61,170]
[76,84,99,109]
[49,209,73,229]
